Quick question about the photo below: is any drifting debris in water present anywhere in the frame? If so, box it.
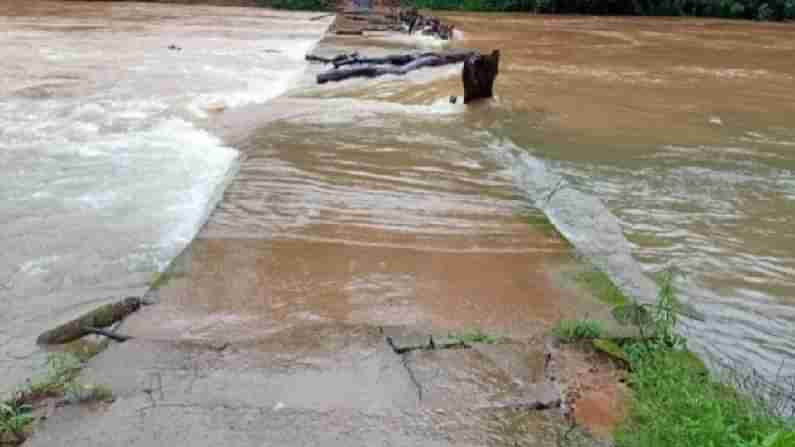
[311,47,500,105]
[313,49,476,84]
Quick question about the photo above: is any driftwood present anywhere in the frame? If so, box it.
[316,49,474,84]
[305,52,361,67]
[37,297,142,345]
[462,50,500,104]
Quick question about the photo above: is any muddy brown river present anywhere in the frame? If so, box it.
[1,0,794,402]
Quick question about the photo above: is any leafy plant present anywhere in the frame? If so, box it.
[0,401,34,443]
[613,269,791,447]
[28,352,83,397]
[552,319,603,343]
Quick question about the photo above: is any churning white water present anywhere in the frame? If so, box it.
[0,1,331,394]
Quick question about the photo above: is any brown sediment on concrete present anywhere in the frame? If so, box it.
[551,339,630,442]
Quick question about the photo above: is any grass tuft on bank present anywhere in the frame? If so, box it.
[616,346,793,447]
[552,319,603,343]
[613,271,793,447]
[1,352,114,444]
[554,269,793,445]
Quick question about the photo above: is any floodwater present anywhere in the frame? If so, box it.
[2,0,794,399]
[437,14,795,377]
[0,1,331,393]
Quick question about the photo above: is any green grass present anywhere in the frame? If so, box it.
[27,352,83,398]
[1,352,113,443]
[449,329,499,345]
[615,348,792,447]
[0,402,33,444]
[593,338,629,363]
[552,319,603,343]
[613,271,794,447]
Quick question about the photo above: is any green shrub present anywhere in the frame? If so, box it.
[552,319,603,343]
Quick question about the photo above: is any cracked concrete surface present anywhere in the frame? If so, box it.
[27,323,594,446]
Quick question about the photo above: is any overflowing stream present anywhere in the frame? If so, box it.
[0,1,332,393]
[1,1,794,396]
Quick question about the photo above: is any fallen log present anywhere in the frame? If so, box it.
[316,49,475,84]
[37,297,143,345]
[305,52,359,65]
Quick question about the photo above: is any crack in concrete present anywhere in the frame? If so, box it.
[399,354,423,402]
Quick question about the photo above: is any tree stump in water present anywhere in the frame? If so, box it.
[462,50,500,104]
[37,297,142,345]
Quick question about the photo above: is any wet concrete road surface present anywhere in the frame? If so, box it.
[26,30,612,447]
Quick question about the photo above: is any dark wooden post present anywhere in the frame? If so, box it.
[462,50,500,104]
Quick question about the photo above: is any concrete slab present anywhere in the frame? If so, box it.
[472,341,548,386]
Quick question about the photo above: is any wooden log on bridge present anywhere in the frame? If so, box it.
[315,49,475,84]
[37,297,143,345]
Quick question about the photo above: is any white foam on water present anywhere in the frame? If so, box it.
[368,31,452,49]
[188,39,320,118]
[0,7,333,396]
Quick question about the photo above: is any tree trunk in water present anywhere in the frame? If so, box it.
[462,50,500,104]
[37,297,142,345]
[316,49,474,84]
